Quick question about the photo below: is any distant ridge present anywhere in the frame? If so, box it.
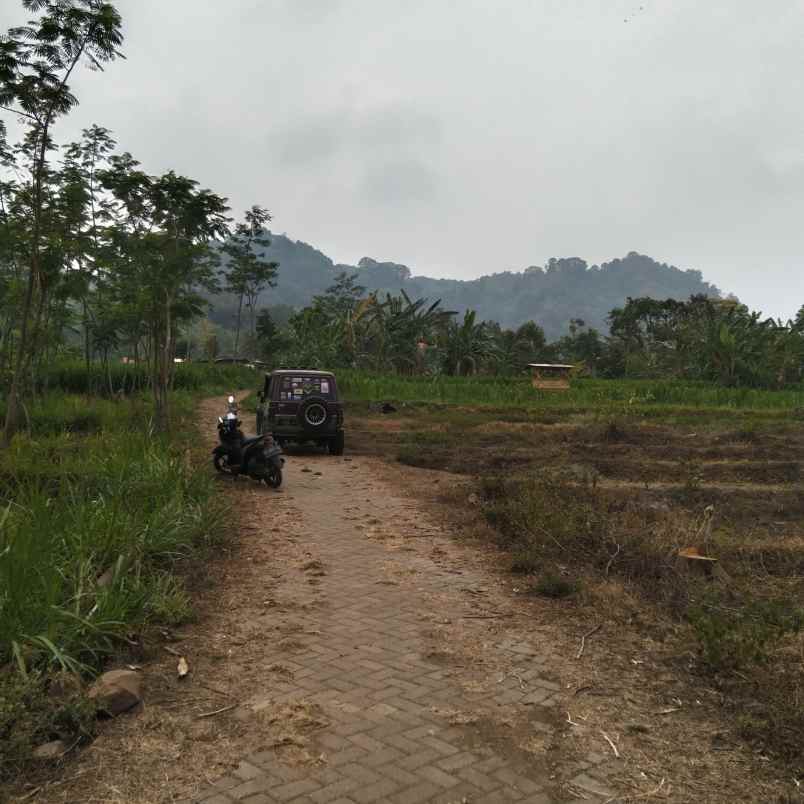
[208,233,721,339]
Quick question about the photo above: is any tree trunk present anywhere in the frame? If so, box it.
[3,258,39,444]
[233,293,244,360]
[154,294,173,432]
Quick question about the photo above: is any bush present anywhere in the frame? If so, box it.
[0,672,96,782]
[689,596,804,672]
[533,572,579,599]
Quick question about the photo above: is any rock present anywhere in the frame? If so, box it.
[467,493,479,505]
[96,565,116,588]
[88,669,143,716]
[33,740,67,760]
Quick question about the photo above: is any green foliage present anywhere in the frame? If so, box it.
[222,205,277,357]
[533,573,579,599]
[689,597,804,672]
[26,360,257,397]
[335,371,803,411]
[609,295,804,387]
[0,394,225,676]
[0,672,96,782]
[480,473,607,560]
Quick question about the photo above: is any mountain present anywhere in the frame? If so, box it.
[207,233,721,339]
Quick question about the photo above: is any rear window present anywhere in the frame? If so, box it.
[277,375,333,401]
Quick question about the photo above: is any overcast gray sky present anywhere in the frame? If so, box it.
[4,0,803,319]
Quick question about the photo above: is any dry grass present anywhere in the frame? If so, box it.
[349,404,804,775]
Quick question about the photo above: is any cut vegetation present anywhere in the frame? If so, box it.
[348,382,804,767]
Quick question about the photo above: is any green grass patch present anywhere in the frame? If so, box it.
[30,360,258,397]
[0,381,228,782]
[338,371,804,415]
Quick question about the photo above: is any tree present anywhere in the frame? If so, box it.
[222,205,277,358]
[1,0,123,442]
[444,310,498,375]
[556,319,605,373]
[255,308,288,364]
[101,160,230,429]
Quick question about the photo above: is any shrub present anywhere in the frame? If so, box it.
[689,596,804,672]
[533,572,579,599]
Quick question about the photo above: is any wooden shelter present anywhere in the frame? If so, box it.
[528,363,574,391]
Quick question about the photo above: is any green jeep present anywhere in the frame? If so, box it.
[256,370,345,455]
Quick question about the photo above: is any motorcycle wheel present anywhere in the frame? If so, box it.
[213,453,232,474]
[265,466,282,488]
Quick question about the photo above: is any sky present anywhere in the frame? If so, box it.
[2,0,803,320]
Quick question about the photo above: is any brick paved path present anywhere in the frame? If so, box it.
[188,456,612,804]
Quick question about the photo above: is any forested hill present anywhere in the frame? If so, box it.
[209,233,721,338]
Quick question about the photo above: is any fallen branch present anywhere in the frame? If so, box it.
[566,711,582,727]
[196,703,238,719]
[59,737,82,759]
[605,544,621,576]
[195,681,233,698]
[576,623,602,659]
[600,729,620,758]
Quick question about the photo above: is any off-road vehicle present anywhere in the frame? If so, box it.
[256,370,345,455]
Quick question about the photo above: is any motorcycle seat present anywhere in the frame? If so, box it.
[241,434,265,447]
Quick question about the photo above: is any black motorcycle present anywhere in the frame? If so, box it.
[213,396,284,488]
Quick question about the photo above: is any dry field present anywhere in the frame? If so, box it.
[350,402,804,780]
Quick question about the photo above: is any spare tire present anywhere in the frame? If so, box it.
[297,396,330,432]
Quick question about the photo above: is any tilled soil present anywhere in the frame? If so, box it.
[16,397,801,804]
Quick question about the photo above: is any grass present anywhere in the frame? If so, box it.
[33,360,258,397]
[338,370,804,418]
[0,367,241,782]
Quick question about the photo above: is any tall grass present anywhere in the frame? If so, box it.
[0,399,223,675]
[0,374,231,781]
[30,360,258,397]
[337,371,804,412]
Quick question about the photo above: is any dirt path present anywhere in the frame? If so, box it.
[24,396,796,804]
[36,397,775,804]
[177,400,617,804]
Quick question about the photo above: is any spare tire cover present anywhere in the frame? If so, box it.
[297,396,330,431]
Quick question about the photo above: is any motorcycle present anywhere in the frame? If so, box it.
[212,395,284,488]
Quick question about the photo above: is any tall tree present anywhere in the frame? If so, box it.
[102,159,230,429]
[222,205,277,358]
[0,0,123,442]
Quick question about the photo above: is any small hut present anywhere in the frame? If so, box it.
[528,363,574,391]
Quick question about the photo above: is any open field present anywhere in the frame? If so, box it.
[345,382,804,768]
[338,370,804,413]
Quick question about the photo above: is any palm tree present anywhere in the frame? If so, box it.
[444,310,498,376]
